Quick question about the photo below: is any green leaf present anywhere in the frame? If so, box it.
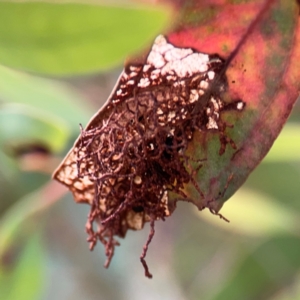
[0,104,70,153]
[0,233,45,300]
[0,151,18,179]
[0,65,92,129]
[0,181,65,298]
[0,181,65,258]
[0,1,171,76]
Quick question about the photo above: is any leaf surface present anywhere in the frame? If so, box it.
[0,104,70,154]
[0,66,92,129]
[0,233,45,300]
[164,0,300,211]
[0,1,171,75]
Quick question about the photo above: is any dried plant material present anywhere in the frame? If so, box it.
[53,35,244,278]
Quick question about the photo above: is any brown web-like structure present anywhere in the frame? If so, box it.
[53,35,245,278]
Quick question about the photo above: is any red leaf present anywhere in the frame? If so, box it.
[164,0,300,212]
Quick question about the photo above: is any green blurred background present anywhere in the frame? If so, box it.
[0,1,299,300]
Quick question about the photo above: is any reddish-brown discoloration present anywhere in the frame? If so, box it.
[168,0,300,210]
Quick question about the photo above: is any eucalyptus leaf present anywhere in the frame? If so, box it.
[0,1,171,75]
[0,104,70,153]
[0,65,91,129]
[0,233,45,300]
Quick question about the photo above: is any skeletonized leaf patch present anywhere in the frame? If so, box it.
[53,35,244,278]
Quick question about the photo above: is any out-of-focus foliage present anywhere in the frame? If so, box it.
[0,65,92,127]
[0,0,299,300]
[0,1,171,75]
[0,233,45,300]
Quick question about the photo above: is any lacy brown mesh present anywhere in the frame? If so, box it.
[53,35,245,278]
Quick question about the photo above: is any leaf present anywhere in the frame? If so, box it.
[52,0,300,278]
[0,151,18,180]
[52,34,245,277]
[0,1,171,76]
[0,65,92,129]
[0,181,68,299]
[0,103,70,154]
[165,0,300,212]
[0,181,65,254]
[0,233,45,300]
[0,65,90,170]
